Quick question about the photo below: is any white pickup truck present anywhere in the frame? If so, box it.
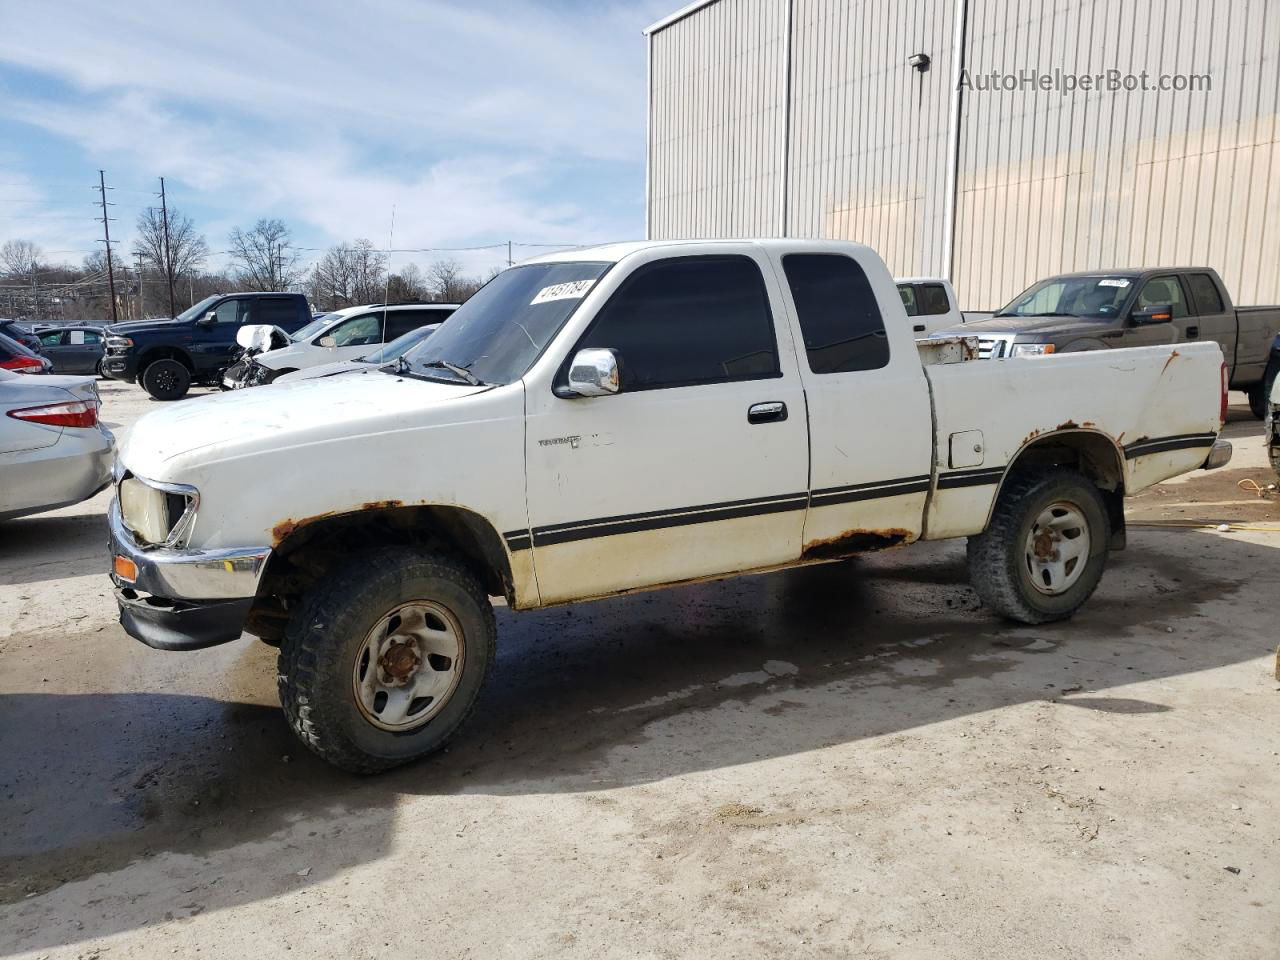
[108,239,1231,772]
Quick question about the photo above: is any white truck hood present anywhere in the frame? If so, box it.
[121,372,489,480]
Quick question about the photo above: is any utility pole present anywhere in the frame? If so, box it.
[158,177,177,316]
[507,240,513,267]
[136,251,145,319]
[95,170,119,325]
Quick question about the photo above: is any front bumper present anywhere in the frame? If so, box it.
[108,499,271,649]
[102,352,138,382]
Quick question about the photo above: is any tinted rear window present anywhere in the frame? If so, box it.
[783,254,889,374]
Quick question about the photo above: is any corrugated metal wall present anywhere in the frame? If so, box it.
[786,0,954,276]
[955,0,1280,308]
[648,0,790,238]
[648,0,1280,308]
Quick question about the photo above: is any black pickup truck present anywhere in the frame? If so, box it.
[103,292,312,400]
[936,267,1280,417]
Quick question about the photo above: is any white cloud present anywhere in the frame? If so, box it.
[0,0,671,273]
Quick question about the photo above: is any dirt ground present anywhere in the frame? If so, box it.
[1,381,1277,959]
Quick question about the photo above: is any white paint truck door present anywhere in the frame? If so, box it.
[778,251,934,554]
[523,253,809,604]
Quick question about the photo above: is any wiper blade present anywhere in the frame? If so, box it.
[419,358,482,385]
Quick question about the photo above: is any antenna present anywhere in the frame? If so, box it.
[381,205,395,343]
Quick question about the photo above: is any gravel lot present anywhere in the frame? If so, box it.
[1,379,1277,959]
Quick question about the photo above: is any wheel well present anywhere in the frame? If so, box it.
[1000,430,1127,550]
[246,504,514,644]
[139,347,194,374]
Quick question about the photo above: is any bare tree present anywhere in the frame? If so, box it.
[426,257,483,302]
[385,262,426,303]
[132,206,209,290]
[307,239,388,310]
[228,218,302,290]
[0,239,43,279]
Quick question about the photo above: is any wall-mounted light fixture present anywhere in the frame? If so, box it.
[908,52,931,72]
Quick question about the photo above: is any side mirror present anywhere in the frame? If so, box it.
[1131,303,1173,325]
[318,335,337,349]
[565,348,620,397]
[196,311,217,328]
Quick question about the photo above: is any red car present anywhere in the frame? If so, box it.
[0,332,52,374]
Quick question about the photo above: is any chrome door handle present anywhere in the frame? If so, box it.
[748,401,788,424]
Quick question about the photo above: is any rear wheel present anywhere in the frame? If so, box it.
[1248,381,1268,420]
[277,548,496,774]
[141,358,191,401]
[967,470,1111,624]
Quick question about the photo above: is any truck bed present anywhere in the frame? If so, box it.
[920,341,1223,540]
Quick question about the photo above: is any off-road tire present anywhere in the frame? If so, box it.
[967,470,1111,625]
[277,548,496,774]
[1247,381,1268,420]
[141,358,191,401]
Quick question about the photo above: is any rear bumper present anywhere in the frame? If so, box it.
[0,427,114,521]
[1201,439,1233,471]
[108,499,271,649]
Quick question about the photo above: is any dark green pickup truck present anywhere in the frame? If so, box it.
[936,267,1280,418]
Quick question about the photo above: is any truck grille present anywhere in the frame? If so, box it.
[977,337,1009,359]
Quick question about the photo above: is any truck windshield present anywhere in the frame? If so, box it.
[398,261,610,385]
[175,295,221,322]
[996,275,1137,318]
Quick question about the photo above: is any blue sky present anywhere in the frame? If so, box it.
[0,0,672,279]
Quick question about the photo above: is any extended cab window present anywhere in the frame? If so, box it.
[254,298,299,327]
[783,253,889,374]
[1136,276,1189,318]
[578,255,780,391]
[918,284,950,315]
[1186,273,1225,314]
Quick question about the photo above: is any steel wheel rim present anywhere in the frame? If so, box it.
[1024,500,1091,596]
[351,600,465,732]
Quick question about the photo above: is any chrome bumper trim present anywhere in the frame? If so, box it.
[1202,439,1232,471]
[108,498,270,600]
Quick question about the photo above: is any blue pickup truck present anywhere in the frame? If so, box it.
[103,292,312,400]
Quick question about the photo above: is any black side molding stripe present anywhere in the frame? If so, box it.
[1123,432,1217,459]
[532,496,808,547]
[810,476,931,505]
[503,530,533,552]
[937,467,1006,489]
[532,490,810,537]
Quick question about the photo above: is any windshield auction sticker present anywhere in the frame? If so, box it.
[1097,279,1131,287]
[531,280,595,305]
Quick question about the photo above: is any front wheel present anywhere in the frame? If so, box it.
[277,548,496,774]
[967,470,1111,624]
[141,358,191,401]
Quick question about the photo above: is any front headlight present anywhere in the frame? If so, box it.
[1010,342,1056,357]
[119,474,199,546]
[106,336,134,350]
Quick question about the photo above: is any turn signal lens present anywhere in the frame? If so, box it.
[6,400,98,428]
[113,555,138,582]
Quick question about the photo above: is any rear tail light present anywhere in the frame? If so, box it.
[7,399,100,428]
[1220,361,1229,426]
[1,355,44,372]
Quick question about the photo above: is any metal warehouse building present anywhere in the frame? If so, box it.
[644,0,1280,309]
